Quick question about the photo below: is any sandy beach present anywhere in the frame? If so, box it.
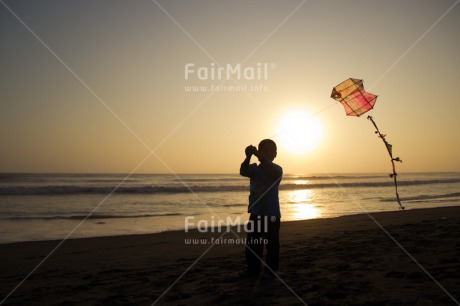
[1,206,459,305]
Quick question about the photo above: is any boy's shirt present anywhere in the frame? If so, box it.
[240,161,283,218]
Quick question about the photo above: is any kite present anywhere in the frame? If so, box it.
[331,78,404,210]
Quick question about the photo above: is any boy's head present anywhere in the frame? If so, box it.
[258,139,277,161]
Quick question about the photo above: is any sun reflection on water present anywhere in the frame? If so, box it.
[287,189,320,220]
[292,203,319,219]
[290,189,313,203]
[293,179,309,185]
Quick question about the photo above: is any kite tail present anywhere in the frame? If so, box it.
[391,159,404,210]
[367,116,405,210]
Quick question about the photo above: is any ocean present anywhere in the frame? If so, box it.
[1,172,460,243]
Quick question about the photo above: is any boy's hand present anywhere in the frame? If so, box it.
[245,145,258,157]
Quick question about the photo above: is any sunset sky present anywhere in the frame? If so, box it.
[1,0,459,174]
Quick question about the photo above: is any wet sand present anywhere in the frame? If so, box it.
[1,206,459,305]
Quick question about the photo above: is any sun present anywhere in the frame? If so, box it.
[276,110,323,154]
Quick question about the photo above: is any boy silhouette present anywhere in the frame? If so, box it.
[239,139,283,279]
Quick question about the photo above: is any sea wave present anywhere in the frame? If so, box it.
[287,175,387,180]
[1,178,460,195]
[380,192,460,203]
[0,213,185,221]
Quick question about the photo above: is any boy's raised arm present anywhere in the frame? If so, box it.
[240,145,257,177]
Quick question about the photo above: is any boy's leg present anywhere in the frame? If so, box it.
[265,216,280,273]
[245,214,264,273]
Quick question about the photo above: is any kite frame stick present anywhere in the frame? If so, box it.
[367,116,405,210]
